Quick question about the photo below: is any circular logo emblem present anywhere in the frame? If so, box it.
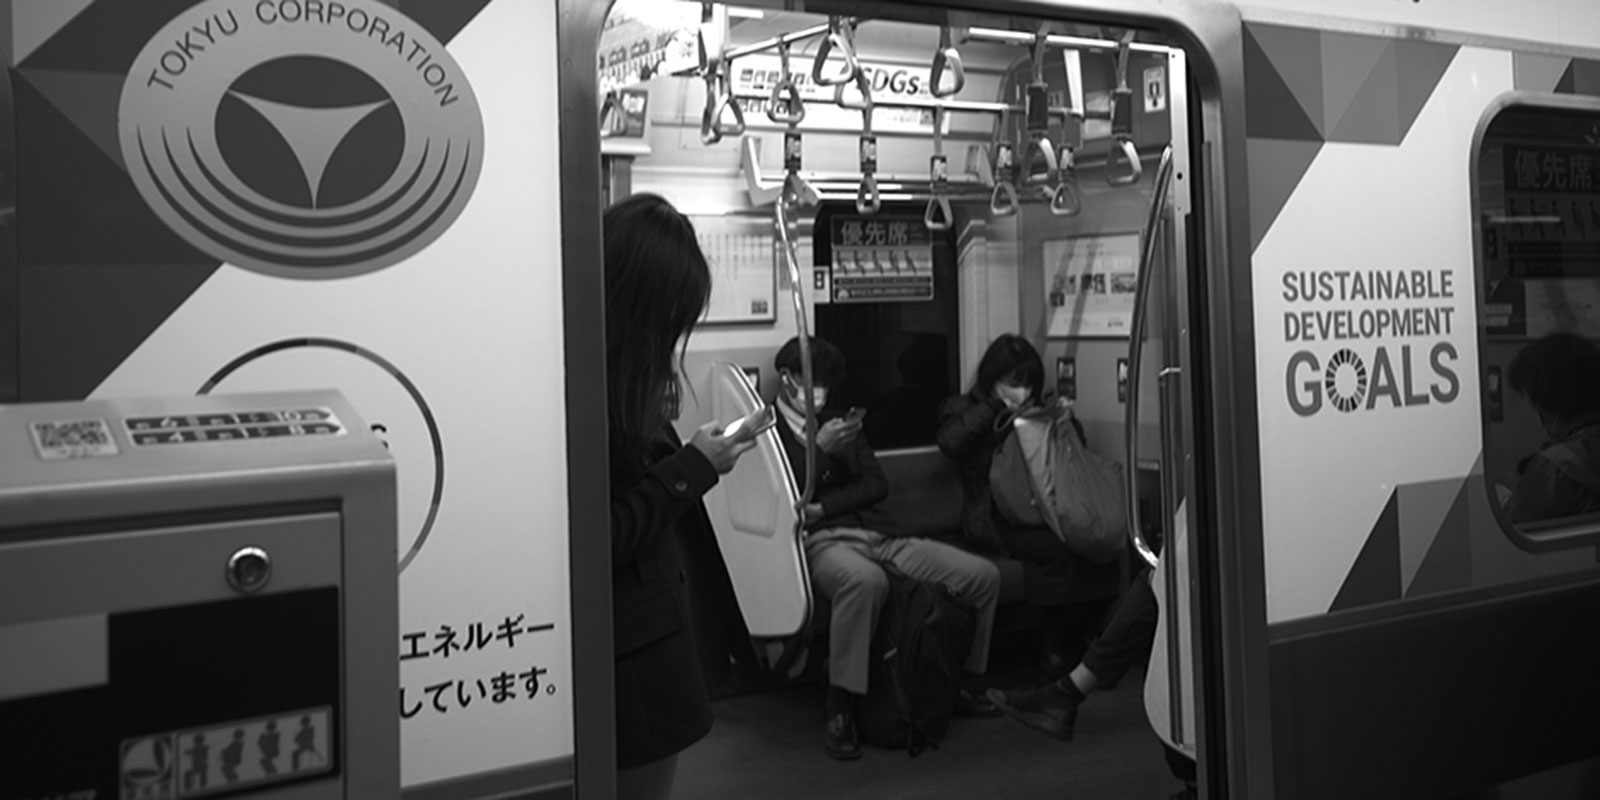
[1323,348,1369,413]
[119,0,485,278]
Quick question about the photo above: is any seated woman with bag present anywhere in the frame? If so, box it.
[935,334,1121,676]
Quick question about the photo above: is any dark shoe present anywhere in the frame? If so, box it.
[823,712,862,760]
[986,681,1080,741]
[954,687,1003,718]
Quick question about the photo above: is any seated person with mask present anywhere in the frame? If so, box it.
[1503,331,1600,524]
[770,335,1002,760]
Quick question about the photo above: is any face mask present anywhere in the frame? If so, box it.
[782,373,828,411]
[995,383,1029,409]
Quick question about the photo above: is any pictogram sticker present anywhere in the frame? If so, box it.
[122,706,333,799]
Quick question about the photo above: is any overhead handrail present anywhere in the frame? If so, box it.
[930,25,966,98]
[925,105,953,231]
[1123,144,1175,570]
[1020,25,1059,188]
[768,40,806,125]
[1107,32,1143,186]
[812,16,860,87]
[851,71,881,215]
[963,25,1176,57]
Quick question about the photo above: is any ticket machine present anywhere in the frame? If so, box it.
[0,389,397,799]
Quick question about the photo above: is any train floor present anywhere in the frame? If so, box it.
[675,636,1188,800]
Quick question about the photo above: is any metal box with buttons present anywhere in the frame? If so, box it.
[0,389,397,799]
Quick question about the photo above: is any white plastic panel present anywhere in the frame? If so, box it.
[700,362,811,638]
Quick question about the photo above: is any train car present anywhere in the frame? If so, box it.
[1,0,1598,798]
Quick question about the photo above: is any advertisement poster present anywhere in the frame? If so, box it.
[1043,234,1141,338]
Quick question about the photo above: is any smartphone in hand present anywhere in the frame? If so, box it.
[723,405,777,440]
[845,406,867,423]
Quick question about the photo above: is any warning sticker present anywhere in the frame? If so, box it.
[29,418,120,460]
[119,707,334,799]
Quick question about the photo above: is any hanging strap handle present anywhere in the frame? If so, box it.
[990,142,1019,217]
[925,105,954,230]
[849,70,880,215]
[699,62,745,145]
[930,25,966,98]
[1049,146,1082,217]
[812,16,859,87]
[1107,32,1143,186]
[1021,25,1058,186]
[768,40,806,124]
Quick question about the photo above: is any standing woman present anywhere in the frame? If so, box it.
[604,193,756,799]
[935,334,1118,674]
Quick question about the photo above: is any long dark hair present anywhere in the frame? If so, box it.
[973,334,1045,405]
[604,193,711,463]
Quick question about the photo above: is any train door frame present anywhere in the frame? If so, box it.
[555,2,1273,798]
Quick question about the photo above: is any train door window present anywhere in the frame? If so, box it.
[813,202,961,450]
[1475,98,1600,545]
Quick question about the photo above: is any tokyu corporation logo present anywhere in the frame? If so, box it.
[119,0,484,278]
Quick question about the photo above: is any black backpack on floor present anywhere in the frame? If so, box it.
[856,565,978,756]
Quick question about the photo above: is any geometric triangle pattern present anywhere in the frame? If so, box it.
[1245,23,1461,148]
[17,0,195,73]
[1245,24,1323,141]
[1394,39,1458,143]
[1561,59,1600,97]
[1405,477,1474,599]
[1320,32,1393,141]
[20,261,221,401]
[1398,477,1465,594]
[1330,491,1402,612]
[14,72,219,401]
[1243,22,1459,249]
[1247,137,1322,254]
[1329,41,1400,145]
[11,0,95,67]
[396,0,495,47]
[1515,53,1573,93]
[16,67,128,171]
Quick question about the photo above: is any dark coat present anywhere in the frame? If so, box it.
[934,392,1012,553]
[1506,411,1600,524]
[773,408,899,535]
[609,430,751,768]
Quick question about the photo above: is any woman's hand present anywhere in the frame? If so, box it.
[801,502,825,523]
[690,420,758,475]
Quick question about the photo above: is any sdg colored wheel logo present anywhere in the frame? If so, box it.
[120,0,484,278]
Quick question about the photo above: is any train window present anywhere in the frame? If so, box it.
[1475,97,1600,546]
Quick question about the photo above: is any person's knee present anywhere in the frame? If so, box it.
[832,563,889,603]
[964,558,1002,605]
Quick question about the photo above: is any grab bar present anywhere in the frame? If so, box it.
[774,199,818,511]
[1122,144,1174,570]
